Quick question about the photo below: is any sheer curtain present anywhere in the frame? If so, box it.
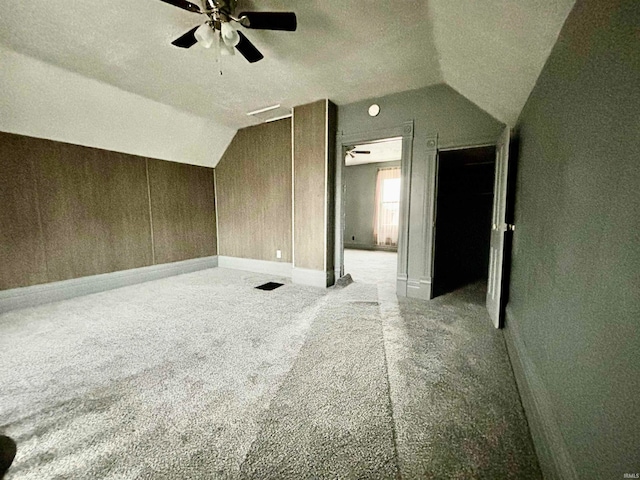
[373,167,401,247]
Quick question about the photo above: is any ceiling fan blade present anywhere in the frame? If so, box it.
[159,0,202,13]
[235,31,264,63]
[171,25,200,48]
[238,12,297,31]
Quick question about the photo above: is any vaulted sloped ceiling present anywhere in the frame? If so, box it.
[430,0,576,125]
[0,0,575,151]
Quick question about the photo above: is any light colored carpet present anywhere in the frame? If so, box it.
[0,253,541,479]
[345,248,541,479]
[240,281,397,479]
[0,268,326,479]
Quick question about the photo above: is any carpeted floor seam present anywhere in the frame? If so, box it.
[235,293,334,475]
[237,282,399,479]
[379,305,403,480]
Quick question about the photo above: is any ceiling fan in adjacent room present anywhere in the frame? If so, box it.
[160,0,297,63]
[346,148,371,158]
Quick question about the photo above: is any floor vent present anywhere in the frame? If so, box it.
[255,282,284,291]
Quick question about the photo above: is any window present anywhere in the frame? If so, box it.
[374,167,401,246]
[382,178,401,203]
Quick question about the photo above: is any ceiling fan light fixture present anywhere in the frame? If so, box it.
[162,0,296,63]
[194,23,216,48]
[220,38,236,56]
[221,21,240,47]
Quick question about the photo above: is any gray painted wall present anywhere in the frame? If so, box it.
[506,0,640,478]
[344,161,401,250]
[336,84,504,294]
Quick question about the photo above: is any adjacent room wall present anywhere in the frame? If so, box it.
[0,45,235,168]
[0,131,217,291]
[336,84,504,296]
[504,0,640,478]
[433,147,495,297]
[215,119,292,263]
[344,161,401,250]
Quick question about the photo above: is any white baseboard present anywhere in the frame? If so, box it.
[292,267,329,288]
[406,277,432,300]
[503,307,578,480]
[218,256,292,278]
[397,275,408,297]
[0,256,218,314]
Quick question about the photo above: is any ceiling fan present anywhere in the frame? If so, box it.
[161,0,297,63]
[346,148,371,158]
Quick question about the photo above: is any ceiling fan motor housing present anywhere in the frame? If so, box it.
[207,0,236,14]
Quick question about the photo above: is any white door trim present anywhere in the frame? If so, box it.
[335,121,414,297]
[486,126,512,328]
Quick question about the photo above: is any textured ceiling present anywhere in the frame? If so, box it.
[0,0,574,129]
[430,0,576,125]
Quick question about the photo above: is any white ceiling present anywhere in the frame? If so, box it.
[0,0,574,130]
[430,0,576,125]
[345,138,402,166]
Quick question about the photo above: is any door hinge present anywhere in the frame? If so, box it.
[506,224,516,232]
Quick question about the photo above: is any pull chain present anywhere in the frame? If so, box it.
[214,30,223,75]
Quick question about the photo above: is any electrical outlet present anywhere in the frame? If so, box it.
[276,250,282,259]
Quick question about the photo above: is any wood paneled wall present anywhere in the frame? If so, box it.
[215,119,292,262]
[293,100,336,273]
[148,159,216,264]
[0,131,217,290]
[0,134,48,289]
[36,143,153,282]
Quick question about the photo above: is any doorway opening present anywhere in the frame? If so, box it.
[432,145,496,298]
[341,137,403,285]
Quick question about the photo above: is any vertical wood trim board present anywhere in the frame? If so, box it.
[32,142,50,283]
[145,158,156,265]
[210,168,218,258]
[323,100,329,272]
[291,110,296,267]
[325,100,338,279]
[213,168,220,257]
